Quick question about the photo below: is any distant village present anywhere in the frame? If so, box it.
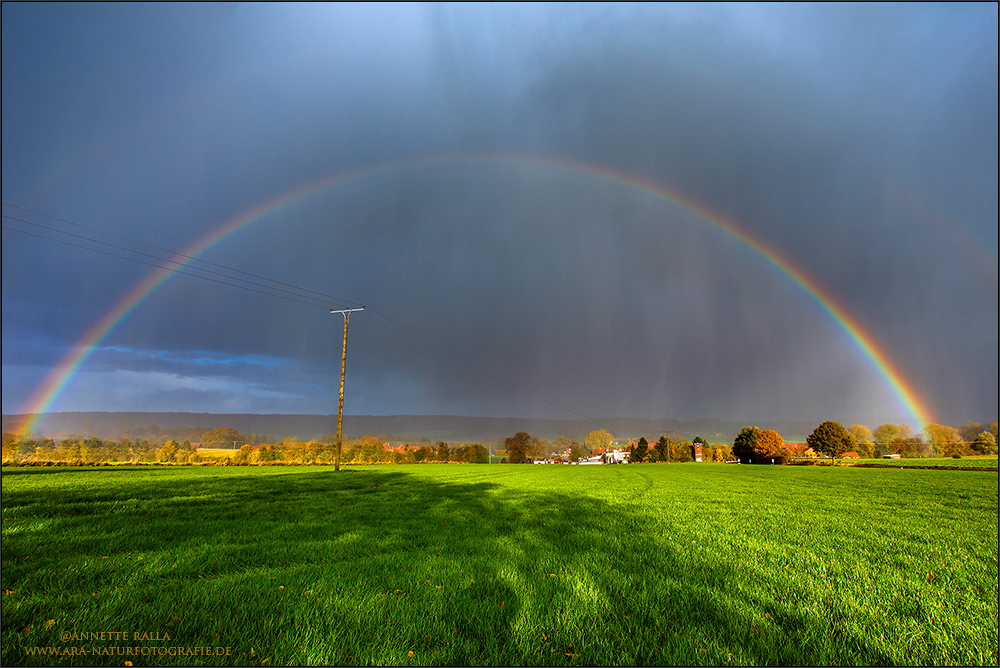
[3,419,996,466]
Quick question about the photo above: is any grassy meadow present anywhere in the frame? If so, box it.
[2,463,997,666]
[847,457,999,469]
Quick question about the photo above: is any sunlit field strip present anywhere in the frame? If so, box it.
[195,448,243,460]
[2,464,996,666]
[847,457,998,469]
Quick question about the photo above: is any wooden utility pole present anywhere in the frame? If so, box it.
[331,306,365,471]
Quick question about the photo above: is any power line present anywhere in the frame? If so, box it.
[3,204,627,433]
[3,213,355,310]
[3,202,364,308]
[4,217,624,431]
[3,208,623,429]
[2,223,334,310]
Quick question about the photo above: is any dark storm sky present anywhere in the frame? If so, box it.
[2,3,997,428]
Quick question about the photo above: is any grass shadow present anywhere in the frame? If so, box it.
[2,465,990,666]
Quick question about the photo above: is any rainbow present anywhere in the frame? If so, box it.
[14,154,935,434]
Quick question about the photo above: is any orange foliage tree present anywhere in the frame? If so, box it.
[756,429,786,460]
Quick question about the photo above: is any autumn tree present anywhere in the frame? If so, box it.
[56,439,81,461]
[352,436,385,463]
[504,431,533,464]
[554,437,586,462]
[291,440,318,463]
[890,435,913,457]
[585,429,614,454]
[156,439,180,462]
[884,424,927,457]
[956,422,984,445]
[470,444,489,463]
[924,424,964,457]
[553,437,575,457]
[435,441,450,462]
[672,439,694,462]
[182,440,201,463]
[201,427,243,448]
[712,442,733,462]
[568,442,588,462]
[806,421,856,463]
[849,424,874,458]
[1,432,19,462]
[255,444,279,463]
[972,431,998,455]
[755,429,787,462]
[34,438,55,460]
[872,424,901,456]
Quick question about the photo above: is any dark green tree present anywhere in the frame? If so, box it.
[654,435,672,463]
[732,426,762,464]
[806,421,856,463]
[470,444,489,463]
[629,437,649,463]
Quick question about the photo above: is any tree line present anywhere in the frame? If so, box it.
[4,419,995,466]
[501,430,734,463]
[499,420,998,464]
[0,429,490,466]
[722,420,997,464]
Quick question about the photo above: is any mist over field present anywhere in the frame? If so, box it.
[3,4,997,429]
[1,410,837,445]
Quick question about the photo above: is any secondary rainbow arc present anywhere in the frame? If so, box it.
[15,154,935,434]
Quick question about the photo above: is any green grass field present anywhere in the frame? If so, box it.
[849,457,998,469]
[2,464,997,666]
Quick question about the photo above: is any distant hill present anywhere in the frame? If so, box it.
[2,412,820,443]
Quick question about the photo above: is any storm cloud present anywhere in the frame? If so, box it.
[3,3,996,429]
